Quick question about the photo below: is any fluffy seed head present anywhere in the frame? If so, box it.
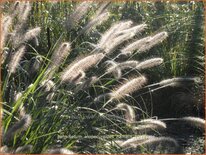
[24,27,41,42]
[135,136,179,153]
[140,119,167,128]
[120,135,156,148]
[136,58,163,70]
[66,2,92,29]
[18,2,31,23]
[106,60,139,79]
[15,145,33,153]
[1,16,12,48]
[116,103,136,125]
[110,76,147,100]
[61,53,104,83]
[8,46,26,75]
[117,24,147,36]
[138,31,168,53]
[159,77,200,87]
[180,116,205,130]
[46,148,75,154]
[133,119,167,133]
[82,11,110,34]
[97,20,133,50]
[3,114,31,142]
[41,80,55,92]
[50,42,71,67]
[121,36,151,55]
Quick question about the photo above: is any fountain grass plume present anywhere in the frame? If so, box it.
[3,114,31,142]
[81,11,110,34]
[116,103,136,125]
[116,24,147,36]
[104,32,137,54]
[132,119,167,133]
[15,145,33,153]
[180,116,205,130]
[17,1,31,23]
[106,60,139,79]
[121,36,151,56]
[104,140,124,148]
[139,119,167,128]
[1,16,12,48]
[41,80,55,92]
[121,31,168,56]
[10,1,20,17]
[135,136,179,153]
[0,146,9,153]
[138,31,168,53]
[110,76,147,101]
[136,58,163,70]
[46,148,75,154]
[97,20,133,50]
[95,1,111,17]
[66,1,92,29]
[159,77,201,87]
[120,135,156,148]
[49,42,71,68]
[8,45,25,76]
[60,53,104,83]
[98,23,147,55]
[24,27,41,42]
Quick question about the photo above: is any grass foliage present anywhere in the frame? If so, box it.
[0,1,205,154]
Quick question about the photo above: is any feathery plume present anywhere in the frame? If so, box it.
[10,1,21,17]
[14,91,22,102]
[180,116,205,130]
[94,93,111,103]
[116,103,136,125]
[138,31,168,53]
[66,2,92,29]
[28,56,43,76]
[3,114,31,142]
[121,31,168,56]
[50,42,71,67]
[95,1,111,17]
[136,58,163,70]
[24,27,41,42]
[81,11,110,34]
[15,145,33,153]
[134,136,179,153]
[106,60,139,79]
[120,135,156,148]
[104,140,124,148]
[104,32,137,54]
[133,119,166,133]
[1,16,12,48]
[61,53,104,83]
[76,76,98,91]
[116,24,147,36]
[41,80,55,92]
[0,146,9,153]
[121,36,151,56]
[97,20,133,50]
[45,42,71,79]
[46,148,75,154]
[8,46,26,75]
[139,119,167,128]
[159,77,201,87]
[110,76,147,101]
[17,2,31,23]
